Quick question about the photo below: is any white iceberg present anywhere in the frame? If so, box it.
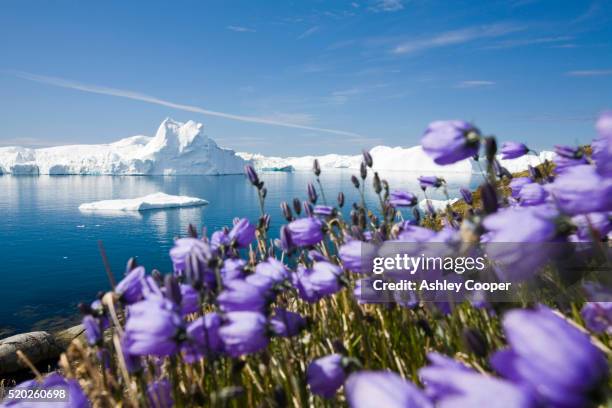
[0,118,246,175]
[78,192,208,212]
[418,198,459,213]
[239,146,554,175]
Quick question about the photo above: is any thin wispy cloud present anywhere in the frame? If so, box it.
[485,35,573,49]
[393,23,524,54]
[297,26,319,40]
[455,80,496,88]
[566,69,612,77]
[226,25,256,33]
[369,0,404,12]
[12,71,361,137]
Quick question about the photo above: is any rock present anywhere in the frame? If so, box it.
[0,324,84,375]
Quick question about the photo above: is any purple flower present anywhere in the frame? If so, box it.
[124,298,183,357]
[555,145,582,159]
[338,240,376,273]
[553,155,588,174]
[581,302,612,334]
[313,205,334,216]
[482,206,562,281]
[460,187,473,205]
[571,212,612,241]
[257,258,289,280]
[115,266,145,304]
[418,175,443,189]
[269,308,306,337]
[420,353,536,407]
[293,263,342,302]
[82,315,102,346]
[229,218,256,248]
[179,284,199,316]
[594,111,612,177]
[219,311,269,357]
[183,312,224,361]
[244,164,259,186]
[308,183,318,204]
[217,279,266,312]
[483,205,559,243]
[307,354,346,398]
[210,229,230,249]
[119,335,141,373]
[508,177,532,199]
[546,165,612,215]
[388,190,417,207]
[170,238,213,277]
[339,240,365,273]
[500,142,529,160]
[147,379,173,408]
[491,306,608,407]
[3,373,89,408]
[285,217,324,247]
[518,183,548,206]
[421,120,480,165]
[220,258,246,283]
[345,371,432,408]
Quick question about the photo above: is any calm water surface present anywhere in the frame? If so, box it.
[0,171,476,335]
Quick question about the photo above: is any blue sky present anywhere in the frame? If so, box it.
[0,0,610,155]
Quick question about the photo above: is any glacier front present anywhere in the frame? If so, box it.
[0,118,246,175]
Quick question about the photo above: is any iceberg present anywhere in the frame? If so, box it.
[239,146,555,175]
[418,198,459,213]
[0,118,246,175]
[78,192,208,212]
[238,146,472,174]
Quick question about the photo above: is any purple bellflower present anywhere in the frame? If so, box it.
[421,120,481,165]
[124,298,184,357]
[115,266,145,304]
[500,142,529,160]
[491,306,608,407]
[228,218,256,248]
[285,217,324,247]
[217,279,266,312]
[307,354,346,398]
[269,307,306,337]
[345,371,432,408]
[388,190,417,207]
[218,311,269,357]
[546,165,612,215]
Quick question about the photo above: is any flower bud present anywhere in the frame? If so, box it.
[244,165,259,186]
[313,159,321,177]
[360,161,367,180]
[307,183,318,204]
[480,182,498,214]
[351,175,360,189]
[373,172,382,194]
[293,198,302,215]
[362,149,373,168]
[462,327,488,358]
[303,202,313,217]
[281,201,293,221]
[164,274,182,305]
[484,136,497,163]
[337,192,345,208]
[187,224,198,238]
[126,257,138,273]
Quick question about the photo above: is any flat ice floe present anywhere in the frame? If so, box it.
[79,192,208,212]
